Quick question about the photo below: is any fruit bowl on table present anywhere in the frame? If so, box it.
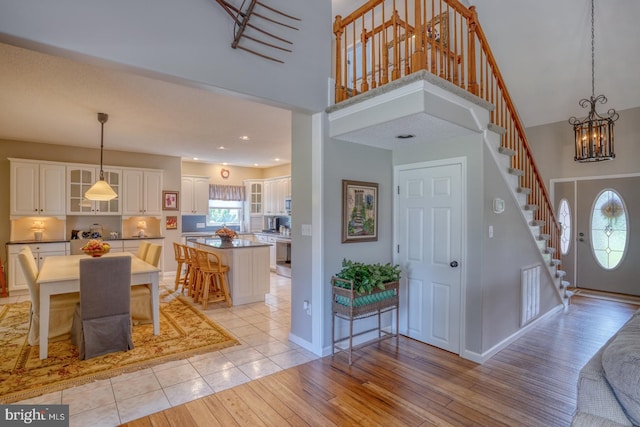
[81,239,111,257]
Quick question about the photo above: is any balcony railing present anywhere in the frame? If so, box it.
[333,0,561,261]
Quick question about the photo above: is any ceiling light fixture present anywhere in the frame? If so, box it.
[568,0,618,162]
[84,112,118,201]
[239,135,250,141]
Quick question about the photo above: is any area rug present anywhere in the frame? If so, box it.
[0,290,239,403]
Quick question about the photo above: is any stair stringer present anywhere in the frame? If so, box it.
[483,124,569,309]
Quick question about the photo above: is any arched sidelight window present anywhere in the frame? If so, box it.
[590,189,628,270]
[558,199,571,255]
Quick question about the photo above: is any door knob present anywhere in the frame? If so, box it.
[450,261,459,268]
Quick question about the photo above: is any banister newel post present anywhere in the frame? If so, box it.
[467,6,479,95]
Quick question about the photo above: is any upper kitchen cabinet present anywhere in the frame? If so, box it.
[10,159,66,217]
[67,165,122,215]
[181,176,210,215]
[264,176,291,216]
[244,180,263,215]
[122,169,163,216]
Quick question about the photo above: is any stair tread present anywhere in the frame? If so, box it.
[524,204,539,211]
[498,146,516,156]
[517,187,532,194]
[508,167,525,176]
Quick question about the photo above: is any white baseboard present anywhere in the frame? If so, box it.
[466,304,564,364]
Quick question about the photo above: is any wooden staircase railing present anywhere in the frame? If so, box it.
[333,0,561,261]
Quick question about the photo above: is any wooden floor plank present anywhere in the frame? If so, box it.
[125,296,639,427]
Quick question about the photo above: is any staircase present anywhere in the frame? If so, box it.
[333,0,571,309]
[486,123,572,309]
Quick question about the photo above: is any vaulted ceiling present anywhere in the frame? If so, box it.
[0,0,638,166]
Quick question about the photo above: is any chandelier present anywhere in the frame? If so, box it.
[568,0,619,162]
[84,112,118,201]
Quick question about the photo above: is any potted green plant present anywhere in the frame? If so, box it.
[331,259,400,312]
[333,259,401,295]
[331,259,401,364]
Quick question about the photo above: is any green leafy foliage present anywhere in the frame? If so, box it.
[334,259,401,295]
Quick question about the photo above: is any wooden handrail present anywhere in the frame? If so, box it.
[333,0,562,261]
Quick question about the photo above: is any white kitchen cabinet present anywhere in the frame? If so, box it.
[263,176,291,216]
[122,170,163,216]
[8,242,68,293]
[245,180,263,215]
[181,176,210,215]
[10,160,66,217]
[255,234,277,271]
[67,165,122,215]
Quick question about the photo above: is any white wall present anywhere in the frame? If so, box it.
[526,106,640,184]
[0,0,332,113]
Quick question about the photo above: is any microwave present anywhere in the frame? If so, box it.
[284,197,292,214]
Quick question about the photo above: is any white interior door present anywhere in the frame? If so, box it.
[396,160,463,353]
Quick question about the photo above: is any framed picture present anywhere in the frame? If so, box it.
[342,180,378,243]
[162,191,179,211]
[166,216,177,230]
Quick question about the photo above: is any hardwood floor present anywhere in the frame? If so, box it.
[121,296,638,427]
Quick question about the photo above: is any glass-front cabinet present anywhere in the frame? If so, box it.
[248,181,263,215]
[67,165,121,215]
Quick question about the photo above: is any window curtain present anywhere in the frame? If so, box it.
[209,184,245,201]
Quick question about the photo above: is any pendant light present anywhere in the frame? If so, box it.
[568,0,619,162]
[85,112,118,201]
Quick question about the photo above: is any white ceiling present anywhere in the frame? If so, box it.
[1,0,638,166]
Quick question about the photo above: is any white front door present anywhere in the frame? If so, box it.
[396,160,463,353]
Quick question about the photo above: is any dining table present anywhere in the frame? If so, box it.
[36,252,160,359]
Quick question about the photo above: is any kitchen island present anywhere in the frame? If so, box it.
[187,237,271,305]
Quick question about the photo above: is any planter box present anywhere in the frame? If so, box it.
[331,277,399,364]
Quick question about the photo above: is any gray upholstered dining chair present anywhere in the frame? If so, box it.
[131,243,162,325]
[70,256,134,359]
[18,246,79,346]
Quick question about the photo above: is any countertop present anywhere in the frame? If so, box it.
[254,231,291,241]
[187,237,271,249]
[7,236,165,245]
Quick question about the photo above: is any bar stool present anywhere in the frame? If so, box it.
[173,242,188,292]
[195,249,231,309]
[185,246,201,301]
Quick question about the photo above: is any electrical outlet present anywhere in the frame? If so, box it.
[196,223,205,229]
[303,300,311,315]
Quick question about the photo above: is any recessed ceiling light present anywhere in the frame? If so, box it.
[239,135,250,141]
[222,162,228,166]
[193,157,199,161]
[218,146,226,150]
[396,134,415,139]
[253,163,259,167]
[274,158,281,161]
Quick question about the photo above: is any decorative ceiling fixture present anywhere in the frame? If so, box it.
[84,112,118,201]
[569,0,619,162]
[212,0,300,63]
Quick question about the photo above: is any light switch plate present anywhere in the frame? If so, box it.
[196,223,205,229]
[301,224,312,236]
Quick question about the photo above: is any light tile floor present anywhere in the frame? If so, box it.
[1,273,317,426]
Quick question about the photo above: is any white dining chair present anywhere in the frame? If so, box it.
[131,244,162,325]
[18,247,79,346]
